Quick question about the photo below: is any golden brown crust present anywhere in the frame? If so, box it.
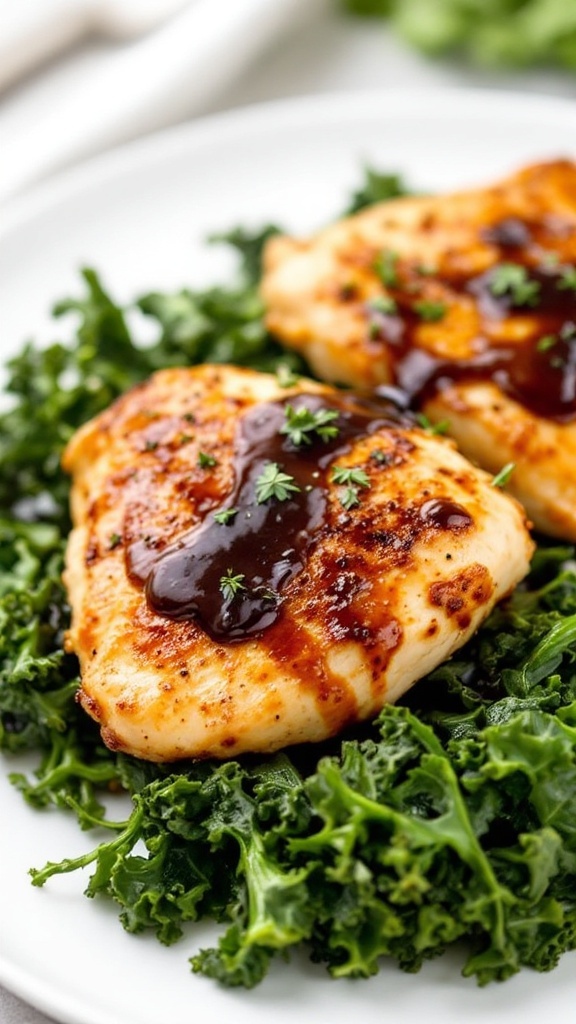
[261,159,576,538]
[63,365,533,761]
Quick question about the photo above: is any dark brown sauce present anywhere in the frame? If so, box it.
[368,223,576,423]
[129,392,408,642]
[420,498,473,530]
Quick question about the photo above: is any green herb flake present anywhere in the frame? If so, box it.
[213,508,238,526]
[413,300,447,323]
[368,295,398,316]
[489,263,541,307]
[331,465,371,489]
[338,485,362,510]
[255,462,301,504]
[374,250,399,288]
[370,448,393,466]
[198,451,217,469]
[219,570,246,601]
[416,413,451,435]
[492,462,516,488]
[557,266,576,292]
[536,335,557,353]
[108,532,122,550]
[280,404,340,447]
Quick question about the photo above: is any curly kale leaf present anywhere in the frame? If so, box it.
[345,167,411,214]
[30,699,576,987]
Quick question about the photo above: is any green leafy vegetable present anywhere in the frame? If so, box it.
[346,169,410,214]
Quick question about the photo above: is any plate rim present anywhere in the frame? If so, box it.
[2,85,576,237]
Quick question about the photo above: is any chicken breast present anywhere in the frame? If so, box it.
[261,159,576,540]
[63,364,532,762]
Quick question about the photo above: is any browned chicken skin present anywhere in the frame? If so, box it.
[261,159,576,539]
[63,365,532,762]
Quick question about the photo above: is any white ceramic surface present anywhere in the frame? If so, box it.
[1,89,576,1024]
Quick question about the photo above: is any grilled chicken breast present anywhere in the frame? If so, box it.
[261,159,576,539]
[63,364,532,762]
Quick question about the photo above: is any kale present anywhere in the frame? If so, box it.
[345,167,410,214]
[342,0,576,71]
[3,194,576,989]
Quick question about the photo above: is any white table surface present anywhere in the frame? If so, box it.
[2,3,576,1021]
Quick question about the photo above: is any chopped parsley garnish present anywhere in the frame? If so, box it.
[489,263,541,307]
[219,570,246,601]
[198,451,217,469]
[367,295,398,316]
[333,466,370,510]
[370,448,393,466]
[413,300,447,322]
[213,508,238,525]
[416,412,451,435]
[255,462,301,503]
[108,532,122,550]
[280,404,340,447]
[492,462,516,488]
[374,249,399,288]
[338,485,362,510]
[331,465,371,488]
[536,335,557,353]
[557,266,576,292]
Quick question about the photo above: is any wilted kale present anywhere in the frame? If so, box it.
[345,167,410,214]
[3,179,576,989]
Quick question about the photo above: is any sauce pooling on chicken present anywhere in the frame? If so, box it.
[368,220,576,423]
[128,392,413,642]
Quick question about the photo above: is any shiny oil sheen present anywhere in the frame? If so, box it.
[368,218,576,423]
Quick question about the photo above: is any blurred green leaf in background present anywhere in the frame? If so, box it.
[342,0,576,70]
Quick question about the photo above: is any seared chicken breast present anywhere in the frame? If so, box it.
[261,159,576,539]
[63,365,532,762]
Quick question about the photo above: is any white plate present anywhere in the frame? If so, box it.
[1,88,576,1024]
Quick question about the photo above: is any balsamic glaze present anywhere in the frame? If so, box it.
[131,392,407,641]
[126,218,576,644]
[420,498,473,531]
[368,221,576,423]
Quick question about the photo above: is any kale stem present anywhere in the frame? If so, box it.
[29,801,144,887]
